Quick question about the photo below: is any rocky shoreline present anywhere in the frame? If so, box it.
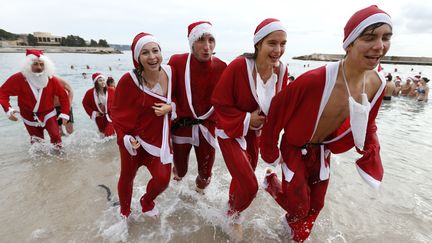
[293,53,432,66]
[0,45,122,54]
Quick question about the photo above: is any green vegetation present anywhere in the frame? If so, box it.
[0,29,19,40]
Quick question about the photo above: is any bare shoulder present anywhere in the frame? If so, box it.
[365,70,384,97]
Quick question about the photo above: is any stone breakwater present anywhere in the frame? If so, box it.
[293,53,432,66]
[0,46,122,54]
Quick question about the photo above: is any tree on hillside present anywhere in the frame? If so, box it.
[98,39,109,47]
[27,34,38,46]
[89,39,98,47]
[60,35,86,47]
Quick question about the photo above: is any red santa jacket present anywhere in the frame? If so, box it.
[110,65,175,164]
[82,87,115,122]
[211,56,289,149]
[260,61,385,189]
[168,53,226,148]
[0,72,70,127]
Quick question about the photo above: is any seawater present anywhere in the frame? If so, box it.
[0,52,431,242]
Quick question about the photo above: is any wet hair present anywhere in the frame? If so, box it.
[94,78,107,94]
[360,22,392,37]
[106,77,115,86]
[133,45,162,89]
[422,77,430,83]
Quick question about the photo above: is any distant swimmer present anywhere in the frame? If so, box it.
[384,73,395,100]
[82,72,87,79]
[0,49,70,148]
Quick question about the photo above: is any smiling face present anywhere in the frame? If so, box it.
[192,33,215,62]
[255,30,287,66]
[346,23,392,70]
[139,42,162,71]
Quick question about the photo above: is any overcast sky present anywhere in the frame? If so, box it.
[2,0,432,58]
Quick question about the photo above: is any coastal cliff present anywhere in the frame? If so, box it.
[293,53,432,66]
[0,45,122,54]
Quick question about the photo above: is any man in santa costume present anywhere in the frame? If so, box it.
[212,18,289,241]
[82,72,115,137]
[168,21,227,193]
[260,5,392,242]
[0,49,70,147]
[111,32,175,220]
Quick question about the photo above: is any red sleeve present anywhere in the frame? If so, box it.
[211,59,249,138]
[0,73,20,112]
[110,74,140,140]
[82,89,95,117]
[107,87,116,116]
[261,82,297,163]
[52,77,70,115]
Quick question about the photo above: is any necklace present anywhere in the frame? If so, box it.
[341,60,366,97]
[141,70,161,89]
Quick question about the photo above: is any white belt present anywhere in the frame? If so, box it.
[22,109,57,127]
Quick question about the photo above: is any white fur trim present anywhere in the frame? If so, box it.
[123,135,137,156]
[21,109,56,127]
[91,111,98,121]
[268,152,281,167]
[188,23,214,49]
[319,145,330,180]
[133,35,159,64]
[355,164,381,189]
[58,113,70,120]
[215,128,247,150]
[343,13,392,50]
[253,21,286,45]
[93,74,105,83]
[243,112,251,137]
[170,102,177,120]
[281,162,294,182]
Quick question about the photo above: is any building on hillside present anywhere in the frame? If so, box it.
[33,32,62,45]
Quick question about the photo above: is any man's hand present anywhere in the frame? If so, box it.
[130,137,140,149]
[8,110,19,121]
[249,109,265,128]
[152,103,172,116]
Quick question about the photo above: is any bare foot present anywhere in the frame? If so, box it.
[195,186,205,195]
[266,168,273,174]
[230,223,243,242]
[143,207,159,220]
[173,175,182,181]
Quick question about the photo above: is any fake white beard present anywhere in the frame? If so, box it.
[24,71,49,89]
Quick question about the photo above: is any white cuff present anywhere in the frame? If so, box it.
[6,107,16,118]
[58,113,70,121]
[123,135,137,156]
[170,102,177,120]
[268,152,282,167]
[243,112,251,136]
[91,111,98,121]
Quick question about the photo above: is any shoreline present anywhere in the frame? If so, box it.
[0,45,122,54]
[293,53,432,66]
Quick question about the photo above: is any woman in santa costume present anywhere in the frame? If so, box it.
[211,18,289,240]
[260,5,392,242]
[0,49,70,147]
[110,32,175,219]
[82,73,115,137]
[168,21,227,194]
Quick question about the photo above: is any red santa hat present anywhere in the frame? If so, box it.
[253,18,286,45]
[26,49,44,58]
[343,5,392,50]
[92,72,105,83]
[131,32,159,69]
[188,21,215,49]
